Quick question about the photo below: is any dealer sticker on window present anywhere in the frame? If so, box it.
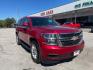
[74,50,80,56]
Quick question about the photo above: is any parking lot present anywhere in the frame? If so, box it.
[0,28,93,70]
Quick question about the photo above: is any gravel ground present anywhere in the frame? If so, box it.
[0,28,93,70]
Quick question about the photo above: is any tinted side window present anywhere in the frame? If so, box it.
[17,18,30,26]
[17,19,24,26]
[17,20,21,25]
[21,18,30,26]
[20,18,25,26]
[24,18,30,23]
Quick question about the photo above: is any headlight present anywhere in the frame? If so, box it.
[42,33,59,45]
[79,31,83,39]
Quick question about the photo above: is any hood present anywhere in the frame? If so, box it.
[34,26,81,33]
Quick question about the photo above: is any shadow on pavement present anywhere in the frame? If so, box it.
[41,58,73,66]
[20,43,30,53]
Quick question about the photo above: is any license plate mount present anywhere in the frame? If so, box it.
[74,50,80,56]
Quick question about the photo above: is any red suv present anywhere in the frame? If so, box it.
[16,16,84,64]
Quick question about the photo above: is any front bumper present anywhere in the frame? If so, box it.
[40,41,84,61]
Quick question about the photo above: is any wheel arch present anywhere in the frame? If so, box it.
[29,38,39,46]
[29,37,41,63]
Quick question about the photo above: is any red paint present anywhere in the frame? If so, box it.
[16,16,84,62]
[62,22,81,28]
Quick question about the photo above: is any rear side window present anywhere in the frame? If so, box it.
[17,18,30,26]
[20,18,25,26]
[17,20,21,25]
[17,19,24,26]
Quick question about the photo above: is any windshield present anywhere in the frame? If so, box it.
[31,17,59,26]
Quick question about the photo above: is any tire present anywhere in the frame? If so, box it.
[91,29,93,33]
[30,41,40,64]
[16,35,21,45]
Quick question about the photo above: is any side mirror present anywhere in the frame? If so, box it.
[23,22,29,29]
[23,22,29,26]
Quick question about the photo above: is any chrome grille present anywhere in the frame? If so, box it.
[59,31,82,46]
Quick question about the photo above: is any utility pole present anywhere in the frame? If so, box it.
[73,0,80,2]
[74,10,77,23]
[16,8,20,21]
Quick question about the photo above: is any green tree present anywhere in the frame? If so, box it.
[0,17,16,28]
[0,20,5,27]
[5,18,16,27]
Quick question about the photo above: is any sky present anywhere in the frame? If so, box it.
[0,0,73,20]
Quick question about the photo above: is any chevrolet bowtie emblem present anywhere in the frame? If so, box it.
[71,36,79,41]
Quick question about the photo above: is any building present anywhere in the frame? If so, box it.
[31,0,93,27]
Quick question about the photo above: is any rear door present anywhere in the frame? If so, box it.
[18,18,25,42]
[21,18,31,44]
